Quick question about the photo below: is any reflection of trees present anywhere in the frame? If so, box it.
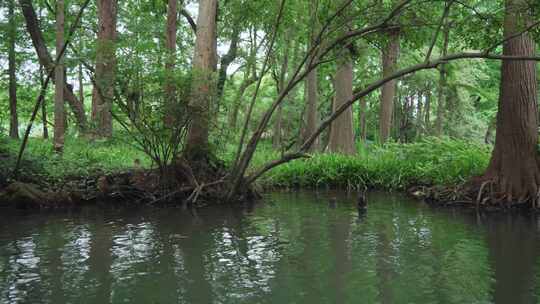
[345,192,493,304]
[481,214,540,304]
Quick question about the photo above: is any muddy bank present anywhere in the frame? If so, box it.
[0,157,259,210]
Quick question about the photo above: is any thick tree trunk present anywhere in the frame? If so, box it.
[185,0,217,158]
[8,0,19,139]
[164,0,177,126]
[328,56,356,155]
[435,24,450,136]
[92,0,117,138]
[378,29,400,143]
[481,0,539,202]
[54,0,65,152]
[19,0,87,134]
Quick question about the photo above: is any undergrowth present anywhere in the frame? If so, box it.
[258,138,491,190]
[0,134,150,183]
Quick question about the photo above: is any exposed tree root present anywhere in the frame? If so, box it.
[409,177,539,211]
[0,155,260,210]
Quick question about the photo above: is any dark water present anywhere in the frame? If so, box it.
[1,191,540,304]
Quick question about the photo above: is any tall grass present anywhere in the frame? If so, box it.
[259,138,491,190]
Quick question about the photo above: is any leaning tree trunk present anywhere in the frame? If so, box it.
[327,55,356,155]
[378,29,400,143]
[92,0,117,138]
[185,0,217,159]
[8,0,19,139]
[54,0,65,153]
[19,0,87,134]
[480,0,539,203]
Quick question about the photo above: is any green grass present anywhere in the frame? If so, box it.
[258,137,491,190]
[1,134,490,191]
[0,134,150,182]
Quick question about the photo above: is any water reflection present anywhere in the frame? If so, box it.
[0,191,540,303]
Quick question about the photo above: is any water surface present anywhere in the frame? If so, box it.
[1,191,540,304]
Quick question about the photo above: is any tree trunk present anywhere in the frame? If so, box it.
[54,0,65,152]
[92,0,117,138]
[302,0,320,151]
[435,23,450,136]
[272,46,290,150]
[481,0,539,202]
[273,106,283,149]
[424,89,431,134]
[164,0,177,126]
[359,98,367,141]
[328,56,356,155]
[40,65,49,139]
[378,29,400,143]
[228,73,256,131]
[185,0,218,158]
[216,26,240,103]
[416,92,423,138]
[19,0,87,134]
[8,0,19,139]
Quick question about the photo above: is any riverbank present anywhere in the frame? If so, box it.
[1,136,497,210]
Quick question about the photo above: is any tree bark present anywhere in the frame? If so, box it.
[481,0,539,202]
[424,89,431,133]
[40,65,49,139]
[359,98,367,141]
[54,0,65,152]
[217,25,241,103]
[164,0,178,126]
[435,23,450,136]
[8,0,19,139]
[378,29,400,143]
[185,0,217,158]
[92,0,117,138]
[416,92,423,138]
[328,56,356,155]
[228,73,256,131]
[302,1,320,151]
[19,0,87,134]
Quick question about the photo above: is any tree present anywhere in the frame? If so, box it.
[19,0,87,134]
[302,0,320,151]
[479,0,539,203]
[379,28,400,143]
[92,0,118,138]
[327,52,356,155]
[435,22,450,136]
[54,0,65,152]
[185,0,218,159]
[164,0,177,126]
[8,0,19,139]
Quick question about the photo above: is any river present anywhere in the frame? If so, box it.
[1,191,539,303]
